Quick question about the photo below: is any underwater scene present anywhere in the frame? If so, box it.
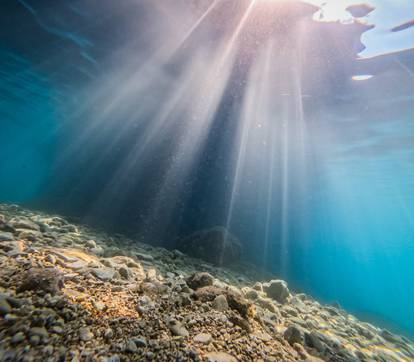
[1,0,414,361]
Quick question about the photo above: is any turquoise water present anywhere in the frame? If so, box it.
[1,0,414,338]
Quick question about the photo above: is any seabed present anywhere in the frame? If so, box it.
[0,203,413,362]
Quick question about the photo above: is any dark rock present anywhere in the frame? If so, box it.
[118,266,133,280]
[0,298,12,316]
[17,268,64,295]
[229,314,252,333]
[284,324,304,345]
[29,327,49,340]
[125,339,138,353]
[194,286,224,302]
[263,280,290,304]
[132,337,147,348]
[226,293,253,318]
[186,272,214,290]
[0,232,14,241]
[11,332,25,344]
[305,331,328,353]
[176,227,243,265]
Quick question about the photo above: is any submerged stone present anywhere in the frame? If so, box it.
[17,268,63,295]
[263,280,290,304]
[186,272,214,290]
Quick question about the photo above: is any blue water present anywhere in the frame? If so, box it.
[1,0,414,338]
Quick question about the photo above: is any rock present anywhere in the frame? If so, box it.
[85,240,97,248]
[135,252,154,262]
[0,298,12,316]
[213,295,229,311]
[119,266,134,280]
[0,240,24,254]
[242,287,258,300]
[252,282,263,292]
[45,254,57,264]
[90,245,104,256]
[284,325,304,345]
[17,268,63,295]
[29,327,49,340]
[206,351,237,362]
[136,295,156,313]
[91,267,117,282]
[263,280,290,304]
[166,318,189,337]
[195,286,224,302]
[10,218,40,231]
[176,227,243,266]
[194,333,212,344]
[104,328,114,340]
[229,314,252,333]
[251,331,272,342]
[79,327,93,342]
[51,326,64,334]
[256,297,278,314]
[11,332,25,344]
[17,229,42,241]
[145,268,157,281]
[92,300,107,312]
[65,260,89,270]
[132,337,147,348]
[186,272,214,290]
[0,232,14,241]
[125,339,138,353]
[226,293,253,318]
[305,331,328,353]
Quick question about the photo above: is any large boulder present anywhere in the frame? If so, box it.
[176,227,242,266]
[263,279,290,304]
[186,272,214,290]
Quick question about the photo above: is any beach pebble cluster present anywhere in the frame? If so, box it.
[0,203,413,361]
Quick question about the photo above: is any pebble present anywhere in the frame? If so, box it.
[91,267,117,281]
[0,298,12,316]
[29,327,49,339]
[11,332,25,344]
[104,328,114,340]
[79,327,94,342]
[132,337,147,347]
[206,351,237,362]
[167,318,189,337]
[125,339,138,353]
[194,333,212,344]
